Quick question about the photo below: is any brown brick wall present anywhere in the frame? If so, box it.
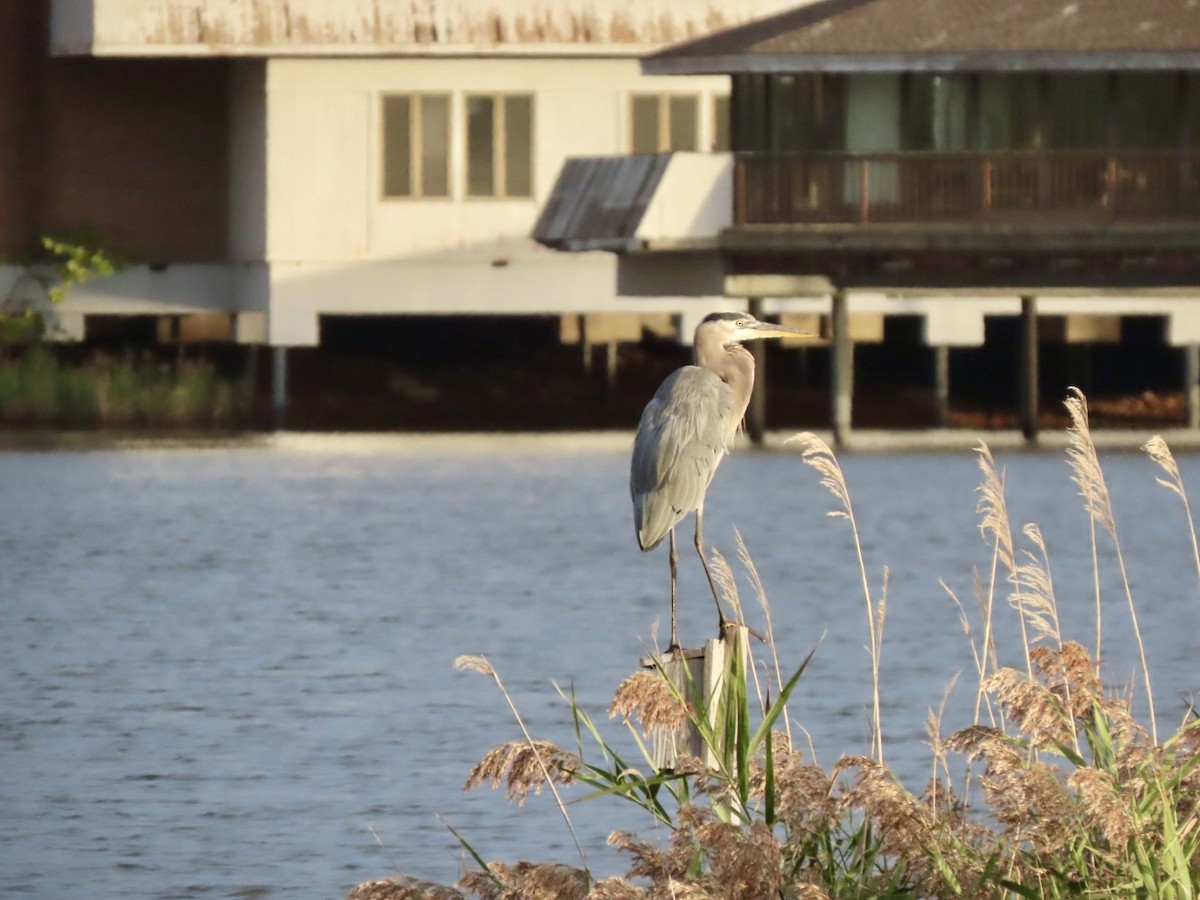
[0,2,48,259]
[0,3,231,264]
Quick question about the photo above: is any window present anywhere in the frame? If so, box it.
[630,94,699,152]
[903,74,970,151]
[465,94,534,198]
[381,94,450,198]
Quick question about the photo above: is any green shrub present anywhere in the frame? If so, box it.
[0,347,247,428]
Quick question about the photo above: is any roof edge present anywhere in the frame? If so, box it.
[644,50,1200,75]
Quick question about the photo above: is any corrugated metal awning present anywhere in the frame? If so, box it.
[533,155,671,253]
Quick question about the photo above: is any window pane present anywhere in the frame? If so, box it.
[420,95,449,197]
[1186,74,1200,148]
[931,75,969,151]
[668,96,698,151]
[631,96,659,153]
[1045,74,1106,149]
[466,96,495,196]
[382,95,411,197]
[503,95,533,197]
[1116,73,1178,149]
[712,95,730,151]
[979,73,1042,150]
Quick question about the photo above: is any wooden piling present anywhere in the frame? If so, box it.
[641,626,749,771]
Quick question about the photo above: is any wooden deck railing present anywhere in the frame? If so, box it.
[734,150,1200,226]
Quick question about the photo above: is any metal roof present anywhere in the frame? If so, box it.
[532,155,671,252]
[644,0,1200,74]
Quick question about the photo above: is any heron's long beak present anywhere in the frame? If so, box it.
[745,321,816,341]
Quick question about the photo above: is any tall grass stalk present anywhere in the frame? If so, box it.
[453,654,589,875]
[789,431,886,765]
[1144,434,1200,589]
[1064,387,1156,743]
[976,443,1030,681]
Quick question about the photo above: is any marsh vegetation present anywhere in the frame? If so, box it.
[351,389,1200,899]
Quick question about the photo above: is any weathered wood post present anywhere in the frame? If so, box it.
[934,344,950,428]
[831,288,853,448]
[747,297,767,445]
[1019,295,1039,443]
[1186,344,1200,430]
[272,345,288,431]
[641,625,750,771]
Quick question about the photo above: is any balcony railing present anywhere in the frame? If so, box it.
[734,150,1200,226]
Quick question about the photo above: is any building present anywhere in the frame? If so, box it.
[0,0,800,416]
[536,0,1200,441]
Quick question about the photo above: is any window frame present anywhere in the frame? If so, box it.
[629,93,702,153]
[380,91,452,201]
[464,92,536,200]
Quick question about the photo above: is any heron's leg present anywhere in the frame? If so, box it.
[694,502,729,633]
[668,527,680,650]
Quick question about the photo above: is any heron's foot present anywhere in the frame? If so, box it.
[717,617,766,643]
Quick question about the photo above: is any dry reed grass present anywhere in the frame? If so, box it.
[351,391,1200,899]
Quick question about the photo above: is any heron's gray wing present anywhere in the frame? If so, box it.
[630,366,736,551]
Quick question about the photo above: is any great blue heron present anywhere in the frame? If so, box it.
[631,311,813,648]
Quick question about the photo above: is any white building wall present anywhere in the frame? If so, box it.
[255,56,735,341]
[263,57,732,262]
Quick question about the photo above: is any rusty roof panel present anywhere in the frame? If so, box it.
[51,0,803,55]
[646,0,1200,72]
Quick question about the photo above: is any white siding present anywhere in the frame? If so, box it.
[263,57,731,262]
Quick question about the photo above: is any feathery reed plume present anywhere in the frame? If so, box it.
[346,877,464,900]
[789,431,884,764]
[453,654,589,872]
[457,861,591,900]
[747,731,837,834]
[464,738,580,805]
[1014,523,1062,648]
[708,547,745,627]
[1144,434,1200,588]
[1064,388,1109,671]
[1064,387,1156,743]
[610,669,691,735]
[947,724,1076,855]
[976,442,1031,678]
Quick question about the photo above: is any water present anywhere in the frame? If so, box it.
[4,432,1200,899]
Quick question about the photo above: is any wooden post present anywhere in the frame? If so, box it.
[1019,296,1039,443]
[859,160,870,223]
[747,297,766,445]
[272,345,288,431]
[579,315,590,372]
[605,340,618,394]
[934,344,950,428]
[641,626,749,771]
[831,288,853,448]
[1186,344,1200,430]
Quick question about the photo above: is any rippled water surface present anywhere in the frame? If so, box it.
[4,432,1200,898]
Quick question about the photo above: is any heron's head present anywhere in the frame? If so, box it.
[696,311,815,349]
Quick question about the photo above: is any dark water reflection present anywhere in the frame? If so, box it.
[3,433,1200,898]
